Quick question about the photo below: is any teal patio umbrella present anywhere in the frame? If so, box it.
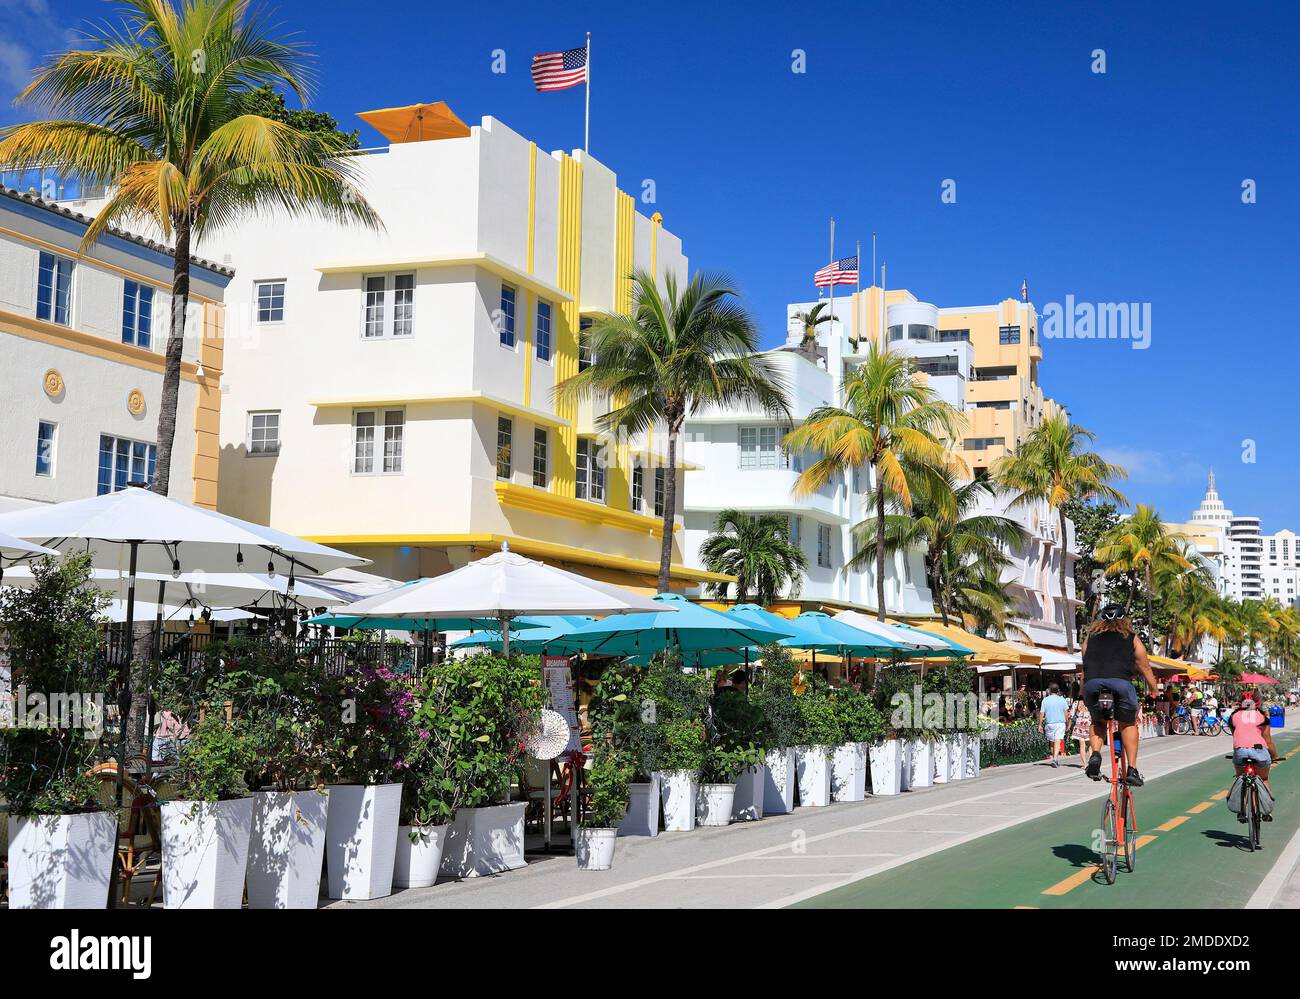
[449,615,596,654]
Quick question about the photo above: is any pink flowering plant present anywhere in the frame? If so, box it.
[316,664,416,786]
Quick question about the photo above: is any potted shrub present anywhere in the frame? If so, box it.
[712,687,769,821]
[829,685,884,802]
[792,674,840,807]
[577,743,632,870]
[160,715,258,909]
[317,664,413,900]
[431,654,543,878]
[749,645,804,815]
[652,717,706,831]
[1,554,116,909]
[696,742,762,826]
[589,660,661,838]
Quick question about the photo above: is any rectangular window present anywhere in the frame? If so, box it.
[788,514,801,548]
[739,426,783,470]
[35,421,56,476]
[363,276,386,338]
[121,280,154,348]
[908,355,960,377]
[654,468,666,518]
[255,280,285,323]
[247,411,280,455]
[817,524,831,568]
[938,328,970,342]
[999,325,1021,345]
[532,427,548,488]
[578,317,593,371]
[499,285,516,347]
[631,463,644,511]
[963,437,1007,451]
[536,301,552,361]
[362,273,414,338]
[974,400,1012,410]
[497,416,513,480]
[97,434,155,495]
[37,251,73,325]
[393,273,414,336]
[353,409,404,474]
[576,438,605,502]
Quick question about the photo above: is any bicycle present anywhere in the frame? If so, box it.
[1198,712,1224,737]
[1092,690,1138,884]
[1225,748,1284,852]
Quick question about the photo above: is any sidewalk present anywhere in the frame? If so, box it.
[332,729,1247,910]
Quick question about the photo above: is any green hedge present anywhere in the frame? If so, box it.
[979,718,1051,768]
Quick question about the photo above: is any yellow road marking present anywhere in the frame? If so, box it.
[1042,866,1098,896]
[1133,834,1158,850]
[1210,790,1229,801]
[1187,802,1214,814]
[1013,905,1039,909]
[1154,816,1189,832]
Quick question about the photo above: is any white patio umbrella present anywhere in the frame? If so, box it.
[1,566,350,610]
[0,529,59,585]
[831,609,952,651]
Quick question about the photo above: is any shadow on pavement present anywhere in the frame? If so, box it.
[1203,828,1253,851]
[1051,842,1099,869]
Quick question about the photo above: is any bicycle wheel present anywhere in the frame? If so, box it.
[1205,718,1221,737]
[1100,797,1118,883]
[1246,787,1259,853]
[1175,715,1190,735]
[1123,791,1138,872]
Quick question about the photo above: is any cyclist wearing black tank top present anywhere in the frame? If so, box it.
[1081,604,1158,786]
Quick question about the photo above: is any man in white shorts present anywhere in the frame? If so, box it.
[1039,682,1070,768]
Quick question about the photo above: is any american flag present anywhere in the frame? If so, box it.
[814,255,859,288]
[531,46,589,91]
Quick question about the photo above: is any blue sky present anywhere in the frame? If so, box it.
[4,0,1298,528]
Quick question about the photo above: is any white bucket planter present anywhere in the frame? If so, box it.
[762,748,797,815]
[909,738,934,789]
[949,735,966,781]
[794,745,832,807]
[440,802,527,877]
[576,828,618,871]
[731,765,765,821]
[933,736,950,784]
[618,778,661,837]
[161,797,254,909]
[393,824,447,889]
[246,789,329,909]
[654,770,700,832]
[868,739,903,796]
[6,811,117,909]
[899,738,914,791]
[831,742,868,802]
[324,782,401,900]
[965,732,982,778]
[696,783,737,826]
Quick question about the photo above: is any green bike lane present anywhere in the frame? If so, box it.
[795,730,1300,909]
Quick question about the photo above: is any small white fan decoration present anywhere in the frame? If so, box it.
[526,708,570,761]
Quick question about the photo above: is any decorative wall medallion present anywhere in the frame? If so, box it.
[43,368,64,398]
[126,388,147,417]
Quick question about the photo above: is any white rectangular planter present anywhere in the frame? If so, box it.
[949,735,966,781]
[794,746,832,807]
[933,736,951,784]
[654,769,700,832]
[618,778,661,837]
[762,748,797,814]
[162,797,255,909]
[439,802,527,877]
[731,765,765,821]
[324,783,401,900]
[576,827,617,871]
[393,824,448,888]
[831,742,868,802]
[696,783,736,826]
[909,738,934,789]
[899,738,914,791]
[868,739,903,796]
[7,811,117,909]
[246,789,329,909]
[965,732,982,778]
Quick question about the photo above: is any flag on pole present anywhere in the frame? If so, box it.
[531,46,589,91]
[1020,278,1029,302]
[814,255,859,288]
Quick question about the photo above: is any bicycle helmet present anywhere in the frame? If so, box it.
[1099,603,1126,622]
[1240,694,1257,709]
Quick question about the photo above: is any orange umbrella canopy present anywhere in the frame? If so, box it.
[357,102,470,143]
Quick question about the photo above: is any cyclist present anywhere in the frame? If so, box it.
[1082,604,1159,786]
[1227,693,1282,813]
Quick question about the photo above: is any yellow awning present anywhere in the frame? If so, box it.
[905,622,1042,665]
[357,102,470,143]
[1150,655,1214,679]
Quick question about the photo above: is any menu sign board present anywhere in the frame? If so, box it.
[542,655,581,754]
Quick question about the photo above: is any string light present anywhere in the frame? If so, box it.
[171,558,181,579]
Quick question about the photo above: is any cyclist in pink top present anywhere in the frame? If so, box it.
[1227,694,1281,800]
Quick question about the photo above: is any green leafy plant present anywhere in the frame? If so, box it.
[584,743,634,828]
[830,684,886,743]
[748,644,804,749]
[793,676,842,747]
[705,688,768,783]
[588,654,710,778]
[315,664,416,786]
[168,715,257,802]
[871,664,919,738]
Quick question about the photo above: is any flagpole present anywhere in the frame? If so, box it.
[827,217,836,361]
[854,239,861,350]
[584,31,591,153]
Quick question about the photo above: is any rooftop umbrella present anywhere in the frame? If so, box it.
[356,102,470,143]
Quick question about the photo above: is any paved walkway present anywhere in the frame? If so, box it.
[332,718,1297,910]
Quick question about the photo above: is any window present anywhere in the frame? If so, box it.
[576,438,604,502]
[97,434,155,495]
[654,468,666,518]
[532,427,549,488]
[353,409,404,474]
[578,317,593,371]
[121,280,154,348]
[907,324,936,342]
[739,426,785,470]
[499,285,516,347]
[37,251,73,325]
[974,400,1012,410]
[964,437,1006,451]
[496,416,513,480]
[362,273,414,338]
[908,356,960,377]
[631,463,644,511]
[788,514,802,548]
[248,411,280,455]
[939,328,970,342]
[35,421,56,476]
[536,301,552,361]
[887,324,904,342]
[817,524,831,568]
[999,325,1021,345]
[255,280,285,323]
[973,366,1016,381]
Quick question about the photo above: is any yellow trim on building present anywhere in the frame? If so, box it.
[494,480,674,537]
[300,531,730,585]
[608,190,636,509]
[315,251,572,304]
[1,309,206,381]
[191,302,224,509]
[553,154,582,498]
[523,142,539,408]
[306,390,571,430]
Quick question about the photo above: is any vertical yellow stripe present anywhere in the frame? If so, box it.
[523,144,538,408]
[609,191,635,508]
[553,154,582,498]
[650,210,662,280]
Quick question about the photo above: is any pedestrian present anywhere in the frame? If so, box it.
[1071,692,1093,765]
[1039,682,1070,768]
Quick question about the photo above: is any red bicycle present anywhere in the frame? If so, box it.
[1225,748,1283,852]
[1093,690,1137,884]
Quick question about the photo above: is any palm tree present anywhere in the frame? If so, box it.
[0,0,379,495]
[699,510,808,606]
[850,470,1026,625]
[790,301,835,362]
[1095,505,1193,639]
[937,547,1021,637]
[784,343,965,621]
[994,414,1128,653]
[556,270,790,592]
